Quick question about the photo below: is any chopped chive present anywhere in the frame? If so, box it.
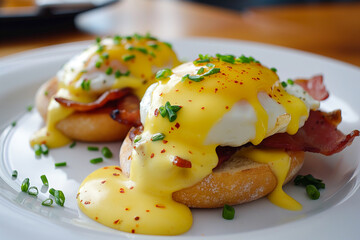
[87,146,99,151]
[206,63,215,68]
[163,42,172,49]
[202,68,221,77]
[106,67,113,75]
[54,190,65,207]
[222,204,235,220]
[11,121,16,127]
[270,67,277,73]
[145,33,158,40]
[90,157,103,164]
[40,175,49,186]
[148,43,158,49]
[27,105,33,111]
[101,147,113,159]
[165,101,177,122]
[281,82,287,88]
[49,188,55,196]
[55,162,67,167]
[306,184,320,200]
[97,45,104,53]
[134,135,142,143]
[95,60,102,68]
[115,70,130,78]
[69,141,76,148]
[236,55,258,63]
[113,35,121,45]
[125,36,133,41]
[12,170,18,178]
[34,144,42,156]
[122,54,135,62]
[159,106,167,117]
[188,75,204,82]
[81,79,91,91]
[294,174,325,189]
[216,54,235,64]
[44,91,49,96]
[28,186,39,196]
[287,78,294,85]
[42,198,53,207]
[136,47,148,54]
[40,144,49,155]
[170,105,181,112]
[194,58,210,64]
[151,133,165,141]
[155,69,172,79]
[150,51,156,58]
[21,178,30,192]
[197,67,205,74]
[96,37,101,44]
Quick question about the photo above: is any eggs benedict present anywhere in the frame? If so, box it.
[31,33,180,148]
[77,54,359,235]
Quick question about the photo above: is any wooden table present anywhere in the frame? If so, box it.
[1,0,359,67]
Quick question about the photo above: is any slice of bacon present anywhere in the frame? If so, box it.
[295,75,329,101]
[54,88,132,112]
[259,110,359,156]
[111,95,141,127]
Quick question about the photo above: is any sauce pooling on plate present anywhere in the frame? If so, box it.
[77,55,315,235]
[30,34,179,148]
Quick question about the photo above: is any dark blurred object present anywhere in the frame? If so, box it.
[185,0,360,10]
[0,0,119,38]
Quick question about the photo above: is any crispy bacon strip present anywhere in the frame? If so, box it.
[111,95,141,126]
[259,110,359,156]
[54,88,132,112]
[295,75,329,101]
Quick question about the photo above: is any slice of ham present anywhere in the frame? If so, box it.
[111,95,141,127]
[259,110,359,156]
[54,88,132,112]
[295,75,329,101]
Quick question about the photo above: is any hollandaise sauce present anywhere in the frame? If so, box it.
[78,57,308,235]
[30,34,179,148]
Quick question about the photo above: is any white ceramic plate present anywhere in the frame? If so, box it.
[0,38,360,240]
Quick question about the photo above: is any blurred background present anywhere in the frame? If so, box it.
[0,0,359,66]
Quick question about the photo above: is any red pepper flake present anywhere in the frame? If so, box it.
[125,208,129,211]
[188,99,192,102]
[95,217,98,220]
[175,122,180,129]
[161,149,166,153]
[84,201,91,205]
[119,188,125,193]
[114,219,121,224]
[141,74,145,78]
[201,107,205,110]
[240,82,243,85]
[176,89,179,92]
[131,229,135,234]
[171,127,174,130]
[103,167,109,169]
[288,100,291,103]
[215,88,218,93]
[225,106,229,109]
[101,180,106,184]
[159,92,163,96]
[173,156,192,168]
[188,150,193,154]
[150,153,155,158]
[163,140,168,144]
[134,216,140,221]
[155,204,166,208]
[234,80,238,83]
[115,167,122,171]
[154,108,159,116]
[277,88,281,92]
[113,173,120,176]
[146,210,150,212]
[76,193,80,198]
[130,186,134,190]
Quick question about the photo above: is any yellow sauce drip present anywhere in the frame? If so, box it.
[31,36,180,148]
[78,59,308,235]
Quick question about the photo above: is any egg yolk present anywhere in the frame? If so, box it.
[77,59,308,235]
[30,36,180,148]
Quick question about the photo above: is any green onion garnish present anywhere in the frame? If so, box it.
[49,188,55,196]
[101,147,113,159]
[270,67,277,73]
[155,69,172,79]
[106,67,113,75]
[87,146,99,151]
[81,80,91,91]
[42,198,53,207]
[145,33,158,40]
[148,43,158,49]
[95,60,103,68]
[306,184,320,200]
[122,54,135,62]
[236,55,258,63]
[294,174,325,189]
[151,133,165,141]
[55,162,67,167]
[34,144,42,156]
[40,175,49,186]
[216,54,235,64]
[69,141,76,148]
[206,63,215,68]
[44,91,49,96]
[287,79,294,85]
[102,52,109,59]
[96,37,101,44]
[183,74,204,82]
[28,186,39,196]
[113,35,121,45]
[97,45,104,53]
[281,82,287,88]
[54,190,65,207]
[90,157,103,164]
[115,70,130,78]
[40,144,49,155]
[159,106,167,117]
[163,42,172,49]
[150,52,156,58]
[197,67,205,74]
[165,101,177,122]
[11,121,16,127]
[27,105,33,112]
[12,170,18,178]
[21,178,30,192]
[222,204,235,220]
[202,68,220,77]
[134,135,142,143]
[135,47,148,54]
